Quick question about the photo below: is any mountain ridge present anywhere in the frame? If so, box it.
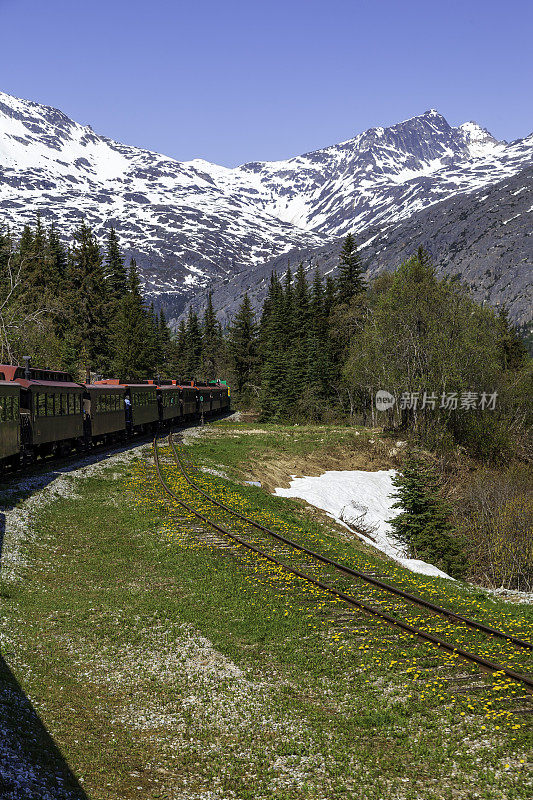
[0,90,531,321]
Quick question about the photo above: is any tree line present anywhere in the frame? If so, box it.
[225,238,529,457]
[1,219,531,462]
[0,219,175,381]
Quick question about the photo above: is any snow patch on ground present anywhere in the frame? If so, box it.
[274,469,453,579]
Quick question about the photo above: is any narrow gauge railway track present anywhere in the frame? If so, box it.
[168,434,532,653]
[153,434,533,698]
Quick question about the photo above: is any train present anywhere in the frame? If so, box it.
[0,361,230,470]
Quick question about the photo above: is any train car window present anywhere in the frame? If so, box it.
[67,394,73,415]
[0,397,5,421]
[38,393,46,417]
[45,394,52,417]
[14,396,19,417]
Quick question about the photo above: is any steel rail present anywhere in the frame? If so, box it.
[153,437,533,693]
[168,432,532,652]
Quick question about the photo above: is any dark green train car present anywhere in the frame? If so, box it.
[0,380,21,465]
[26,381,84,453]
[84,385,126,442]
[181,385,198,418]
[221,385,230,411]
[158,385,183,423]
[197,386,213,415]
[128,385,159,430]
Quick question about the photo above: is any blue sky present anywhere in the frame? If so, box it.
[0,0,531,166]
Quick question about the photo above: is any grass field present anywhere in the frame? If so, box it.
[0,421,531,799]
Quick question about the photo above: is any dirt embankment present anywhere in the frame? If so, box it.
[241,431,404,494]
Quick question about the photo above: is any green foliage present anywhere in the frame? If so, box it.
[228,294,259,401]
[1,214,530,465]
[201,292,225,380]
[336,233,366,303]
[104,226,128,301]
[111,259,152,380]
[0,219,175,380]
[389,456,465,577]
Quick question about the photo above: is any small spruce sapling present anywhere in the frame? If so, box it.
[388,456,465,577]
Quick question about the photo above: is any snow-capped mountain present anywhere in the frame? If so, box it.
[0,90,532,319]
[194,164,533,326]
[0,91,327,298]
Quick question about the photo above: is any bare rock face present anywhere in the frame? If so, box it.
[0,91,531,322]
[193,166,533,327]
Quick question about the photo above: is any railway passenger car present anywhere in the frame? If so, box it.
[84,384,126,443]
[0,360,230,472]
[0,380,21,466]
[196,385,212,415]
[157,383,183,424]
[180,384,198,418]
[24,379,84,455]
[95,380,159,433]
[204,381,230,415]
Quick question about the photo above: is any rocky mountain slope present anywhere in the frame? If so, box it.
[0,90,531,320]
[192,165,533,326]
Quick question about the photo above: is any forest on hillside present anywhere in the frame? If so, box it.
[1,219,531,458]
[1,218,532,586]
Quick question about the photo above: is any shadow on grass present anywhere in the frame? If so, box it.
[0,443,152,799]
[0,649,90,799]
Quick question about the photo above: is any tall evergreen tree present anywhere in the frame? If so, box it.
[146,301,160,372]
[66,222,111,372]
[229,294,259,397]
[104,226,128,300]
[158,308,173,375]
[185,307,203,377]
[201,292,223,380]
[337,233,366,303]
[496,307,528,371]
[112,258,151,380]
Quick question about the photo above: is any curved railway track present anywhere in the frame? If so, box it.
[153,433,533,697]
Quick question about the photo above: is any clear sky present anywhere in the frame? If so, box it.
[0,0,531,166]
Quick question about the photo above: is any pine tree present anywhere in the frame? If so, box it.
[337,233,366,303]
[388,456,465,576]
[112,258,151,380]
[172,320,188,377]
[293,263,310,330]
[66,222,111,371]
[185,307,203,377]
[229,294,258,397]
[146,302,160,372]
[158,308,173,375]
[496,307,527,370]
[201,292,223,379]
[47,224,67,288]
[289,263,311,409]
[104,226,128,300]
[259,275,291,419]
